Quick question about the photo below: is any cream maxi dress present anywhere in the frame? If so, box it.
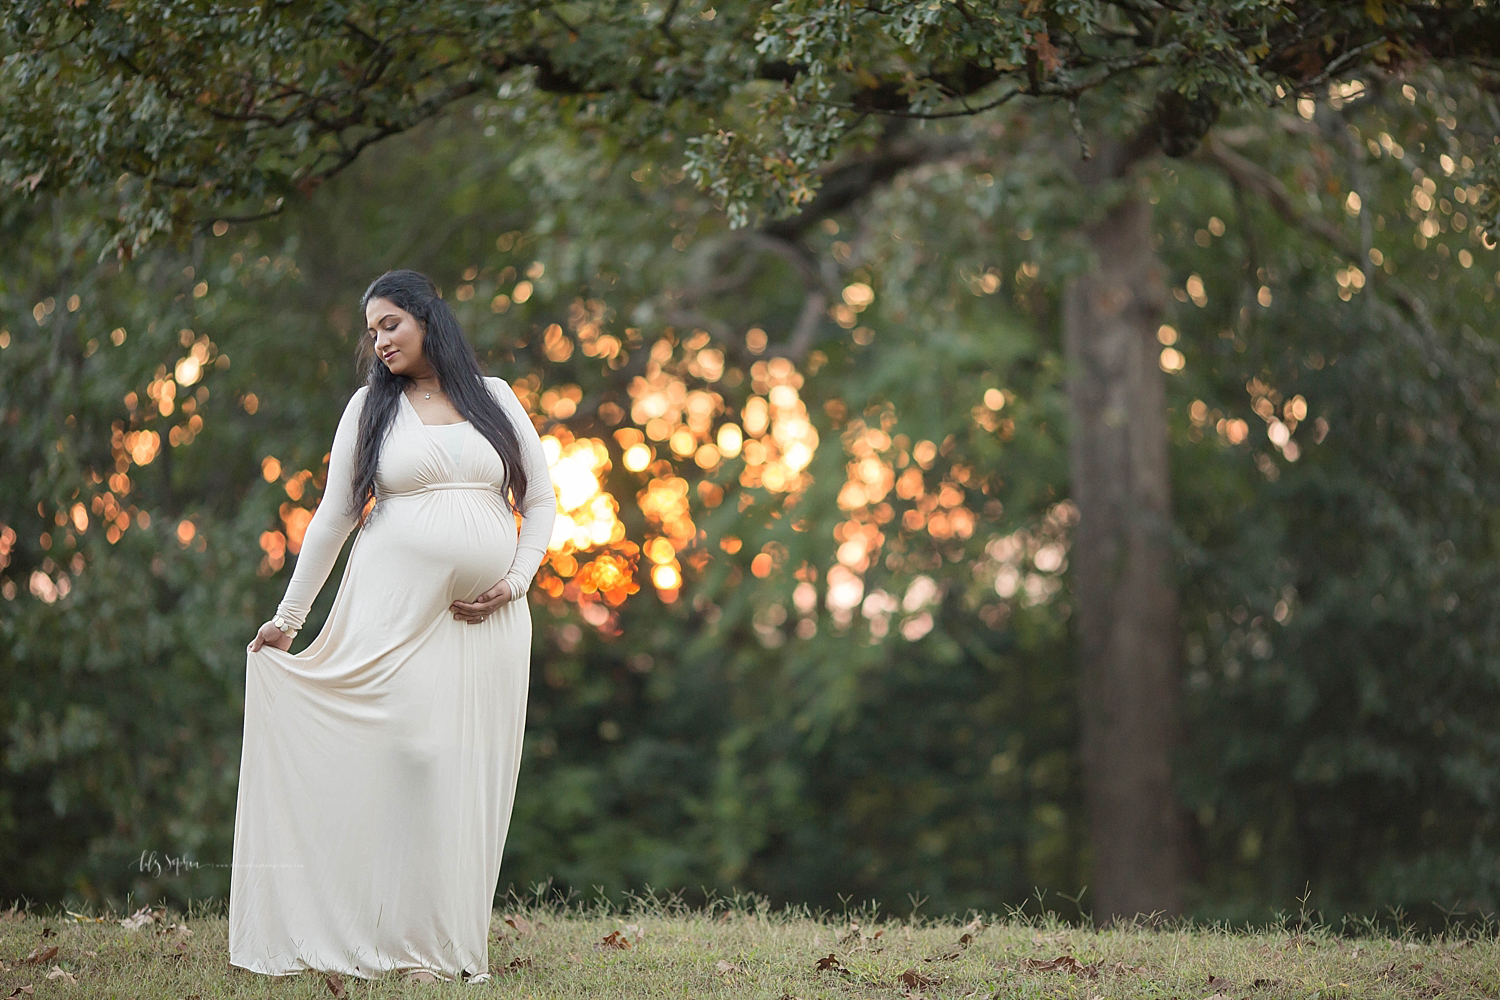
[228,375,557,982]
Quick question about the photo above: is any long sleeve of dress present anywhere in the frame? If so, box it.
[273,386,368,632]
[490,377,557,598]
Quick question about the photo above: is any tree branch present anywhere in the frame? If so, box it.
[1201,131,1438,340]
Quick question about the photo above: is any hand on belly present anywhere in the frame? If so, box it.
[450,579,515,623]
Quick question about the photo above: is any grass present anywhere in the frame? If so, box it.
[1,892,1498,998]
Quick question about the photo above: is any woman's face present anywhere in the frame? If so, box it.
[365,297,428,377]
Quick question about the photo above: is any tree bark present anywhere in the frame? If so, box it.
[1062,193,1186,923]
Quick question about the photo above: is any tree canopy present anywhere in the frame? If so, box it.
[4,2,1499,249]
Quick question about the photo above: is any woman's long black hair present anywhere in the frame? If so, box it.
[349,269,530,523]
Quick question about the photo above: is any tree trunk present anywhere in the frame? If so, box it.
[1062,193,1185,923]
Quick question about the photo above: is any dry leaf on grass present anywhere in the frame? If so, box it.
[19,945,57,966]
[324,971,346,997]
[4,987,33,998]
[119,905,166,930]
[599,930,632,950]
[715,959,743,975]
[925,923,983,963]
[1022,954,1101,977]
[63,910,106,924]
[1113,961,1149,975]
[43,966,75,983]
[502,914,534,937]
[1207,974,1233,989]
[839,921,883,947]
[1253,978,1282,988]
[815,953,849,975]
[900,968,943,989]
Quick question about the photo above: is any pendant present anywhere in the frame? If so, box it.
[424,392,431,399]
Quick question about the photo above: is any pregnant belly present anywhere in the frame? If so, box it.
[366,492,517,604]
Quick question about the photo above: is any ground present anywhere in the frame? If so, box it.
[0,895,1493,998]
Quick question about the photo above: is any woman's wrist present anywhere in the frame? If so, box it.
[271,612,299,639]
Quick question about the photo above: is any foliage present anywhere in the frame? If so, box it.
[1163,68,1500,922]
[2,1,1498,250]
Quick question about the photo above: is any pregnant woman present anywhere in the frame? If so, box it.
[229,269,557,984]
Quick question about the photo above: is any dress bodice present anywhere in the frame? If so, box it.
[376,396,507,500]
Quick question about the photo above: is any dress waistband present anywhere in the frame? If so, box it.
[381,482,505,498]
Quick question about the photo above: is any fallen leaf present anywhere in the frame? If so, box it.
[19,946,57,966]
[599,930,632,950]
[815,953,848,974]
[1113,961,1150,975]
[119,905,165,930]
[39,927,54,938]
[43,966,75,983]
[4,987,33,998]
[900,968,941,989]
[624,923,645,942]
[1253,979,1282,989]
[503,914,534,936]
[715,959,743,975]
[496,956,533,974]
[1022,955,1100,978]
[1208,974,1233,988]
[324,971,346,997]
[1202,993,1230,1000]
